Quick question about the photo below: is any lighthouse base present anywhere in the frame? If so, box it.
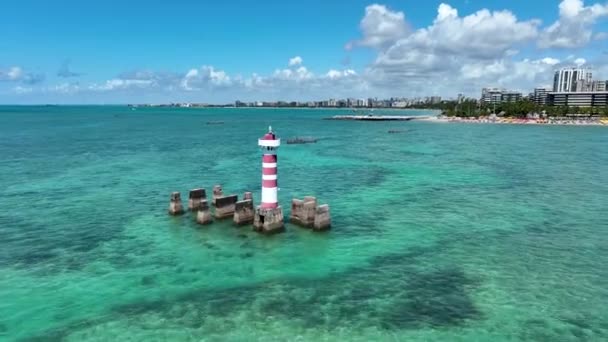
[253,206,285,234]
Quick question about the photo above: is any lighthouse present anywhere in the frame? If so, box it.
[253,126,285,233]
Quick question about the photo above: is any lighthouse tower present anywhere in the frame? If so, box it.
[253,126,285,233]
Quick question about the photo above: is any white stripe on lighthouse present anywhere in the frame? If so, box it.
[262,174,277,180]
[262,162,277,168]
[261,187,278,203]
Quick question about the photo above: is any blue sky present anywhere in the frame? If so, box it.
[1,0,608,103]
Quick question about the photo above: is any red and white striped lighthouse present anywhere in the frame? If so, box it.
[253,126,285,233]
[259,126,280,209]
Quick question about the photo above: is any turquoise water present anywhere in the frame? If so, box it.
[0,106,607,341]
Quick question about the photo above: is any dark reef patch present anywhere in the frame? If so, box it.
[22,233,487,340]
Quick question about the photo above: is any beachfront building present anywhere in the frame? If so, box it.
[533,88,550,105]
[547,91,608,107]
[592,80,607,92]
[481,88,522,105]
[481,88,504,105]
[553,67,592,92]
[501,91,522,103]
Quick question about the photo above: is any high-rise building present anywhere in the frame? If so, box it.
[553,67,592,92]
[501,91,522,103]
[592,80,607,92]
[533,88,550,105]
[481,88,504,105]
[430,96,442,104]
[548,91,608,107]
[481,88,522,105]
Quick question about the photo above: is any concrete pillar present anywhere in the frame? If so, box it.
[243,192,253,201]
[253,207,285,234]
[214,194,238,219]
[290,199,304,225]
[168,192,184,215]
[313,204,331,231]
[212,185,223,207]
[234,199,254,225]
[196,200,213,225]
[290,197,316,228]
[188,188,206,211]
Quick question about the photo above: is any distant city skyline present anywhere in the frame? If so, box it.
[2,0,608,104]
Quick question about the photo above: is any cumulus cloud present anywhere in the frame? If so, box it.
[181,66,232,91]
[539,0,608,48]
[89,79,154,91]
[574,57,587,66]
[288,56,303,66]
[326,69,357,79]
[356,2,543,97]
[0,66,44,84]
[348,4,409,49]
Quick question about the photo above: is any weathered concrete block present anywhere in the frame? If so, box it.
[214,194,238,219]
[234,199,254,225]
[313,204,331,231]
[188,188,206,211]
[168,192,184,215]
[243,192,253,201]
[196,201,213,225]
[290,197,317,228]
[303,196,317,204]
[212,185,223,207]
[253,206,285,234]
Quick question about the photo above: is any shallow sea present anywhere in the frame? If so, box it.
[0,106,607,341]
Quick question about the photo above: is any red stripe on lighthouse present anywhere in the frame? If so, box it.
[263,167,277,175]
[263,154,277,163]
[263,179,277,187]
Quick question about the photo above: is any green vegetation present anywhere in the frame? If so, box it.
[415,100,608,118]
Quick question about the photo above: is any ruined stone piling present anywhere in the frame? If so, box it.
[212,185,223,206]
[188,188,206,211]
[234,199,254,225]
[196,200,213,225]
[313,204,331,231]
[214,194,238,219]
[290,196,331,231]
[290,196,317,227]
[168,192,184,215]
[243,192,253,201]
[253,207,285,234]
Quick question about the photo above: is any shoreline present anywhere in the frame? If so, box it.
[435,117,608,126]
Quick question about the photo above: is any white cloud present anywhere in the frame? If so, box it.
[325,69,357,79]
[593,31,608,40]
[13,86,32,94]
[89,79,154,91]
[358,2,542,97]
[181,66,232,91]
[351,4,409,49]
[538,0,608,48]
[574,57,587,66]
[288,56,303,66]
[540,57,561,66]
[0,66,44,84]
[7,67,22,80]
[273,66,313,81]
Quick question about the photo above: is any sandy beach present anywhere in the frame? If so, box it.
[436,116,608,126]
